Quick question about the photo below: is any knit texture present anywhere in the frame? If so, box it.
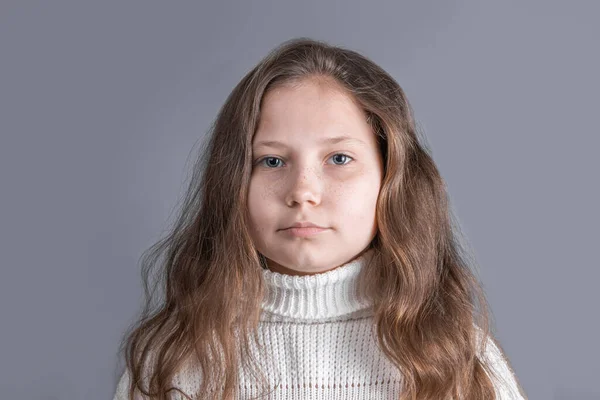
[112,249,525,399]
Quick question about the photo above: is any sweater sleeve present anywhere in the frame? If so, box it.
[112,369,149,400]
[481,335,527,400]
[112,364,202,400]
[112,369,130,400]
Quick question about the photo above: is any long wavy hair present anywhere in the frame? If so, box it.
[116,37,524,400]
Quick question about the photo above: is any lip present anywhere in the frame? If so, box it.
[281,226,330,238]
[285,221,326,229]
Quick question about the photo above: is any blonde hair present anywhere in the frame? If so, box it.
[116,37,523,399]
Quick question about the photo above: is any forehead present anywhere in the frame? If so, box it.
[253,79,372,147]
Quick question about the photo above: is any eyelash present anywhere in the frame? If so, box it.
[255,153,354,169]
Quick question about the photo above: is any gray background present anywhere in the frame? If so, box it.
[1,1,598,399]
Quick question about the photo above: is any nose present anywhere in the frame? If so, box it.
[284,165,322,207]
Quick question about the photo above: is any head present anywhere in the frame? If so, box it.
[119,38,517,400]
[248,76,383,275]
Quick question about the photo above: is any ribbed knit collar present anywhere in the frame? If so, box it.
[260,248,375,321]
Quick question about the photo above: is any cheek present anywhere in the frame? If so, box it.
[332,181,379,224]
[247,182,261,225]
[247,179,276,222]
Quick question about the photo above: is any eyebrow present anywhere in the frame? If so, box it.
[253,135,366,149]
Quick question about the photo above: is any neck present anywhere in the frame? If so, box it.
[260,248,375,321]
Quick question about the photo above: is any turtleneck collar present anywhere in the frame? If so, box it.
[260,248,375,321]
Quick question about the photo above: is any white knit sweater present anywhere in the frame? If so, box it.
[113,249,525,399]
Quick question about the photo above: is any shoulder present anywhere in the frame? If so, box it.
[112,369,132,400]
[475,326,528,399]
[112,362,202,400]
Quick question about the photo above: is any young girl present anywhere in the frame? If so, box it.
[112,38,527,400]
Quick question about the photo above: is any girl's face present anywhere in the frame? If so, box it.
[247,78,384,276]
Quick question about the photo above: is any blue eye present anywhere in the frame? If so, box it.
[256,153,354,168]
[330,153,352,165]
[260,157,283,168]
